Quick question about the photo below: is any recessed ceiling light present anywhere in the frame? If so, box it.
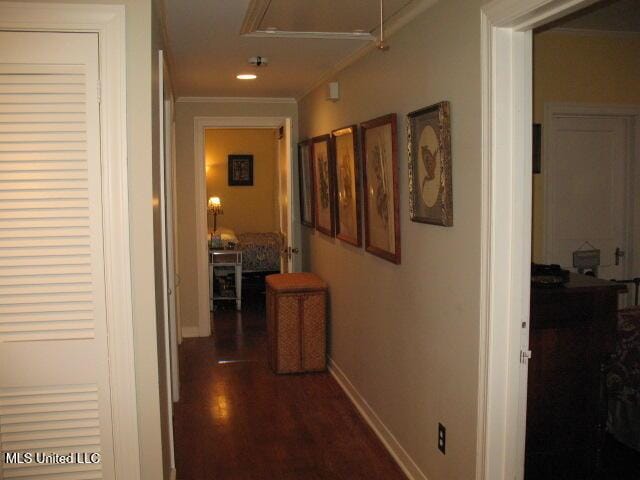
[236,74,257,80]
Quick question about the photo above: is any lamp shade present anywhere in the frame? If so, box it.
[208,196,223,214]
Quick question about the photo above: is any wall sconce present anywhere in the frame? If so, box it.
[208,196,223,232]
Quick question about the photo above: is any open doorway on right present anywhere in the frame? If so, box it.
[527,0,640,478]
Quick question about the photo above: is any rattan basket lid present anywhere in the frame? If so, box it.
[266,273,328,292]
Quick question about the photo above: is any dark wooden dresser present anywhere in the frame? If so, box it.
[525,274,624,479]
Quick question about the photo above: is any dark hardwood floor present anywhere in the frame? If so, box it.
[173,294,406,480]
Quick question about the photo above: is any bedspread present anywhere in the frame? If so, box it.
[237,232,282,272]
[607,306,640,451]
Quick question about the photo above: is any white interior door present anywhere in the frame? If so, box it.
[277,119,300,273]
[158,50,177,472]
[160,56,179,402]
[545,111,632,280]
[0,31,115,478]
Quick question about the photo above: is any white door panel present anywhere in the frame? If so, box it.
[0,31,114,478]
[546,114,630,280]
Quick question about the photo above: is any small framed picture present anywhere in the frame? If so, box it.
[228,154,253,186]
[298,139,315,227]
[361,114,401,264]
[311,134,335,237]
[332,125,362,247]
[407,101,453,226]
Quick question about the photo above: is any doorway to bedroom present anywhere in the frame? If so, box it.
[205,127,289,320]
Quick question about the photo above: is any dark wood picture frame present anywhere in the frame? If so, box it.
[407,101,453,226]
[228,154,254,186]
[298,139,315,227]
[361,114,401,264]
[311,134,335,237]
[332,125,362,247]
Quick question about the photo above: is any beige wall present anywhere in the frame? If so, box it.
[175,100,297,330]
[19,0,167,478]
[298,0,482,478]
[532,31,640,261]
[205,128,279,233]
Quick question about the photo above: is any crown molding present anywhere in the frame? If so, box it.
[547,27,640,38]
[295,0,439,101]
[176,96,297,104]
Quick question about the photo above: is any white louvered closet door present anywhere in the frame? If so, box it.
[0,31,115,479]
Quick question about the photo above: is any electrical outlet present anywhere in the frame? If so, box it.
[438,423,446,454]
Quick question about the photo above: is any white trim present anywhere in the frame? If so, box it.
[549,27,640,38]
[296,0,439,101]
[479,1,596,480]
[328,359,427,480]
[169,467,176,480]
[192,115,291,338]
[245,30,375,41]
[0,3,140,479]
[239,0,269,35]
[194,115,293,336]
[194,119,211,338]
[541,102,640,271]
[195,116,292,128]
[158,49,177,473]
[177,96,297,104]
[181,326,201,339]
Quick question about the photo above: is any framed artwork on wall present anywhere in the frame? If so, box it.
[298,139,315,227]
[311,134,335,237]
[361,114,401,264]
[228,154,253,186]
[332,125,362,247]
[407,101,453,226]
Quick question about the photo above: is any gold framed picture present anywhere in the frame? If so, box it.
[311,134,335,237]
[332,125,361,247]
[298,139,314,227]
[407,101,453,226]
[361,114,401,264]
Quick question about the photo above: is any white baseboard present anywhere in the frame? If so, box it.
[181,325,200,338]
[328,358,428,480]
[169,467,176,480]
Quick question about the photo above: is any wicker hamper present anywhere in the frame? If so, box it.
[266,273,328,374]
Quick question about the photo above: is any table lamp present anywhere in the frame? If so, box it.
[208,196,223,232]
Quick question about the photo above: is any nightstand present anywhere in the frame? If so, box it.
[209,248,242,311]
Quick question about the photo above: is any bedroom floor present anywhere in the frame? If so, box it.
[173,294,406,480]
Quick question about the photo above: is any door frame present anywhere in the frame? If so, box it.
[478,1,597,479]
[158,49,177,477]
[542,102,640,275]
[0,2,141,478]
[193,115,295,337]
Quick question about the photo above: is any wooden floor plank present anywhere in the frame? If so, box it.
[174,300,407,480]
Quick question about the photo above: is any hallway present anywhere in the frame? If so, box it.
[173,300,407,480]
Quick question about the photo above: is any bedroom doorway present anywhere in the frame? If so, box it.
[192,115,299,334]
[480,0,640,478]
[205,127,283,314]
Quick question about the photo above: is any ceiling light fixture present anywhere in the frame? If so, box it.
[377,0,389,51]
[236,73,257,80]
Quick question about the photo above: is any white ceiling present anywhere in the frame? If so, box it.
[165,0,416,98]
[555,0,640,32]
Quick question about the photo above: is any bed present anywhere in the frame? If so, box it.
[607,306,640,452]
[236,232,282,273]
[210,229,282,273]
